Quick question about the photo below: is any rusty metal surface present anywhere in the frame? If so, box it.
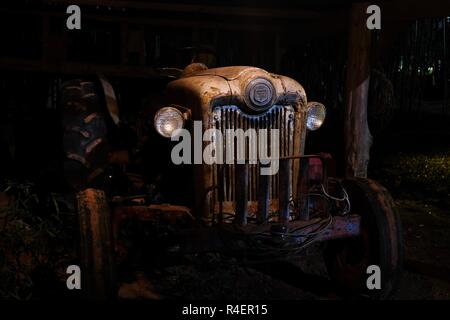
[167,66,307,109]
[76,188,116,299]
[113,204,193,224]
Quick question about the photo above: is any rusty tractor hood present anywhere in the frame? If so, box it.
[165,66,307,118]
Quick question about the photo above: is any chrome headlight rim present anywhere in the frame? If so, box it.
[244,77,276,112]
[306,102,326,131]
[154,106,185,138]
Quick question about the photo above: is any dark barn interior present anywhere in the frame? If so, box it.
[0,0,450,301]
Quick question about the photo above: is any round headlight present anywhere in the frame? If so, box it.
[306,102,326,131]
[154,107,184,138]
[245,78,276,112]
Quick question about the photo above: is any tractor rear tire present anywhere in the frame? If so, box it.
[61,79,109,191]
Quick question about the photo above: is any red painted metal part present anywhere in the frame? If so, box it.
[314,215,360,241]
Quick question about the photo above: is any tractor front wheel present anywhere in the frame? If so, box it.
[324,178,404,299]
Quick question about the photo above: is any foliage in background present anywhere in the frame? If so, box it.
[371,153,450,209]
[0,181,77,300]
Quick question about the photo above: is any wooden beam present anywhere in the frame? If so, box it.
[0,57,163,78]
[0,8,286,33]
[41,0,328,20]
[0,6,352,38]
[39,0,450,21]
[344,2,373,178]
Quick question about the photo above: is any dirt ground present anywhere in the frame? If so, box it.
[118,200,450,300]
[394,200,450,300]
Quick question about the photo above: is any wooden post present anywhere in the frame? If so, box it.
[344,2,373,178]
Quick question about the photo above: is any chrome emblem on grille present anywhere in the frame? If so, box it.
[253,84,271,104]
[245,78,275,111]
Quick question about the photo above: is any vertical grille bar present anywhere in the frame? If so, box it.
[257,166,270,223]
[235,164,248,225]
[279,158,291,222]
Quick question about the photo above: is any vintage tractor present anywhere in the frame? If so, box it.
[61,64,403,299]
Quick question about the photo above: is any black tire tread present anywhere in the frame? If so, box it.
[61,79,109,190]
[324,178,404,299]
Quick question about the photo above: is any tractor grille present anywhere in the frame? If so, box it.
[211,105,296,206]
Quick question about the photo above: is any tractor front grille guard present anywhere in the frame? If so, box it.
[209,154,351,227]
[206,155,355,258]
